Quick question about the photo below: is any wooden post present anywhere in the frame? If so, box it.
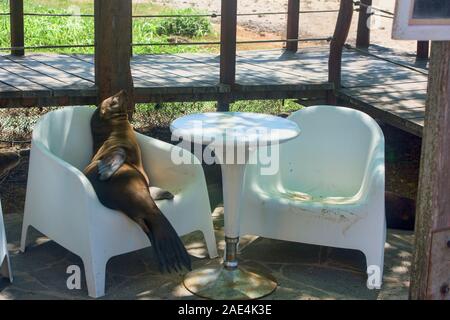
[10,0,24,56]
[328,0,353,101]
[356,0,372,48]
[417,41,430,60]
[94,0,134,114]
[286,0,300,52]
[410,42,450,300]
[218,0,237,112]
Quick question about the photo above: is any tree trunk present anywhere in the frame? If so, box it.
[410,41,450,300]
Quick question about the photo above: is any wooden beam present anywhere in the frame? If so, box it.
[10,0,24,56]
[219,0,237,111]
[410,41,450,300]
[94,0,134,114]
[417,41,430,60]
[286,0,300,52]
[356,0,372,48]
[328,0,354,95]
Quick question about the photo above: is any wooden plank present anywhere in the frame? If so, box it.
[345,90,427,104]
[343,74,428,88]
[179,51,328,86]
[0,56,83,92]
[2,55,94,89]
[0,80,21,99]
[338,92,424,137]
[74,53,217,89]
[132,55,219,85]
[28,53,95,82]
[341,81,428,94]
[0,57,51,96]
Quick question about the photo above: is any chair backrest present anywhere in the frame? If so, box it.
[279,105,384,198]
[33,107,95,171]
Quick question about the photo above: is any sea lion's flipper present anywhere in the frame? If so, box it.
[137,213,191,273]
[150,187,174,201]
[98,148,126,181]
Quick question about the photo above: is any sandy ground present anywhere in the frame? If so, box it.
[148,0,418,53]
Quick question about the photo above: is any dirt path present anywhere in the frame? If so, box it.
[148,0,417,53]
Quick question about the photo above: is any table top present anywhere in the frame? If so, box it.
[170,112,300,146]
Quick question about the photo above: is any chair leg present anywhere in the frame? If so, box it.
[201,227,218,259]
[19,222,30,253]
[363,244,385,290]
[83,256,107,298]
[0,255,13,282]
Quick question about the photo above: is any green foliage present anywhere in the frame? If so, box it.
[155,8,212,38]
[0,1,214,54]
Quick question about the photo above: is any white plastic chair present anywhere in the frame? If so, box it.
[0,200,12,282]
[20,106,218,298]
[240,105,386,287]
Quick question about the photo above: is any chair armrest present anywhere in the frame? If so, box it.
[26,141,99,251]
[357,144,385,204]
[135,133,206,193]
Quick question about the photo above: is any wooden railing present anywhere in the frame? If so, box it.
[354,0,430,59]
[4,0,426,108]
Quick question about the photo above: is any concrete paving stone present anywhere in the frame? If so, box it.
[11,239,71,272]
[323,247,367,273]
[0,287,65,300]
[281,264,380,300]
[240,237,322,265]
[105,273,191,300]
[1,208,414,300]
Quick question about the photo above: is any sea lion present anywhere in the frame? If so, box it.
[83,90,191,273]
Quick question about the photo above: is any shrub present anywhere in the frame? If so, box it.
[155,8,212,38]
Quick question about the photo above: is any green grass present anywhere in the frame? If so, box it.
[0,0,217,54]
[132,99,303,130]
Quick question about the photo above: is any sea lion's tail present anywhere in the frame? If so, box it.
[138,210,192,273]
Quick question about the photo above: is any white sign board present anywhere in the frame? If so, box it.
[392,0,450,40]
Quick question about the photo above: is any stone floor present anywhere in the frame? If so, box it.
[0,204,413,300]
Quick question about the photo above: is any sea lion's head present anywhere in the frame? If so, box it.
[99,90,130,120]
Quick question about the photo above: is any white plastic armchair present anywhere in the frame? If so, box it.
[0,200,12,282]
[240,105,386,288]
[20,106,218,298]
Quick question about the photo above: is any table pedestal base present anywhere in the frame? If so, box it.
[183,264,277,300]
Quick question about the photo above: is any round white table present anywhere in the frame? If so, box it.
[171,112,300,300]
